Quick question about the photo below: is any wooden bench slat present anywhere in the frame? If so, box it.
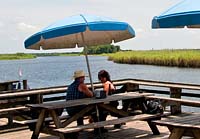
[159,114,200,123]
[54,113,163,134]
[153,120,200,129]
[0,106,29,113]
[14,114,70,125]
[152,114,200,129]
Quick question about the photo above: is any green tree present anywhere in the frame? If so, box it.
[85,45,121,54]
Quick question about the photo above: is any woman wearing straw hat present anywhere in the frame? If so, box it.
[66,70,93,125]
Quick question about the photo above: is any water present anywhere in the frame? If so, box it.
[1,55,200,112]
[1,55,200,88]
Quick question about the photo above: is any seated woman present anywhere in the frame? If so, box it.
[98,70,122,128]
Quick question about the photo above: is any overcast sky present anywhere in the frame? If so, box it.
[1,0,200,54]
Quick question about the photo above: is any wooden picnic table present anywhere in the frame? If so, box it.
[152,113,200,139]
[26,92,158,139]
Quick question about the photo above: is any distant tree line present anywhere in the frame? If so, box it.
[33,52,80,57]
[84,44,120,54]
[0,44,121,60]
[32,45,121,56]
[33,53,59,57]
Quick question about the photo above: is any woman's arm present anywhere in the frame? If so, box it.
[104,81,115,95]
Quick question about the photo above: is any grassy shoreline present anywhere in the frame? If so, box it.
[106,49,200,68]
[0,53,81,60]
[0,53,36,60]
[2,50,200,68]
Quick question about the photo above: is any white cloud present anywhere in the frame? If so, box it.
[136,28,144,33]
[10,35,19,41]
[17,22,39,33]
[187,29,198,35]
[1,0,200,54]
[0,21,4,28]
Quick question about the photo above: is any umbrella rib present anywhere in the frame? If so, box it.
[80,14,89,27]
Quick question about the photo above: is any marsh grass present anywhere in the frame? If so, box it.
[107,49,200,68]
[0,52,80,60]
[0,53,36,60]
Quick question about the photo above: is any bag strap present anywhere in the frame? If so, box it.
[108,84,111,95]
[108,83,116,95]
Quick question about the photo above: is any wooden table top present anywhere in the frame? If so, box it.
[153,113,200,128]
[26,92,153,110]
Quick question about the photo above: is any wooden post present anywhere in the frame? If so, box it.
[122,83,139,111]
[30,94,43,104]
[29,94,43,120]
[8,114,13,127]
[170,87,182,114]
[126,83,139,92]
[23,80,28,90]
[7,83,13,90]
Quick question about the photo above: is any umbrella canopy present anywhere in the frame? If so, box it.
[152,0,200,29]
[24,14,135,91]
[25,14,135,50]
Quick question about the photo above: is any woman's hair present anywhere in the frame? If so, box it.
[98,70,111,81]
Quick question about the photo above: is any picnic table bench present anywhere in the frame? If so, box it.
[54,113,167,139]
[152,113,200,139]
[26,92,164,139]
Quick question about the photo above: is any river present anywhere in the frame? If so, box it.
[1,55,200,112]
[0,55,200,88]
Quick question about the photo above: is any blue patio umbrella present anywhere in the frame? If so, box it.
[152,0,200,29]
[24,14,135,91]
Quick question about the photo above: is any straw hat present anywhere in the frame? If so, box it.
[73,70,87,79]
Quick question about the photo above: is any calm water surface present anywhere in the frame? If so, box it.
[1,56,200,112]
[0,56,200,88]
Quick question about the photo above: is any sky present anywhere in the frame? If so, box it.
[1,0,200,54]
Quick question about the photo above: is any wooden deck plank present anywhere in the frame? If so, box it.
[0,118,170,139]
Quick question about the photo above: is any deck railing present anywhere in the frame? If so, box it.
[1,78,200,127]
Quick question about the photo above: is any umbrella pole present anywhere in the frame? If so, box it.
[84,46,94,92]
[84,46,103,138]
[81,33,94,92]
[81,33,103,137]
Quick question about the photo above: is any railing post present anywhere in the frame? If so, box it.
[126,83,139,92]
[22,80,28,89]
[30,94,43,104]
[7,114,13,127]
[170,87,182,114]
[7,83,13,90]
[122,83,140,111]
[29,94,43,119]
